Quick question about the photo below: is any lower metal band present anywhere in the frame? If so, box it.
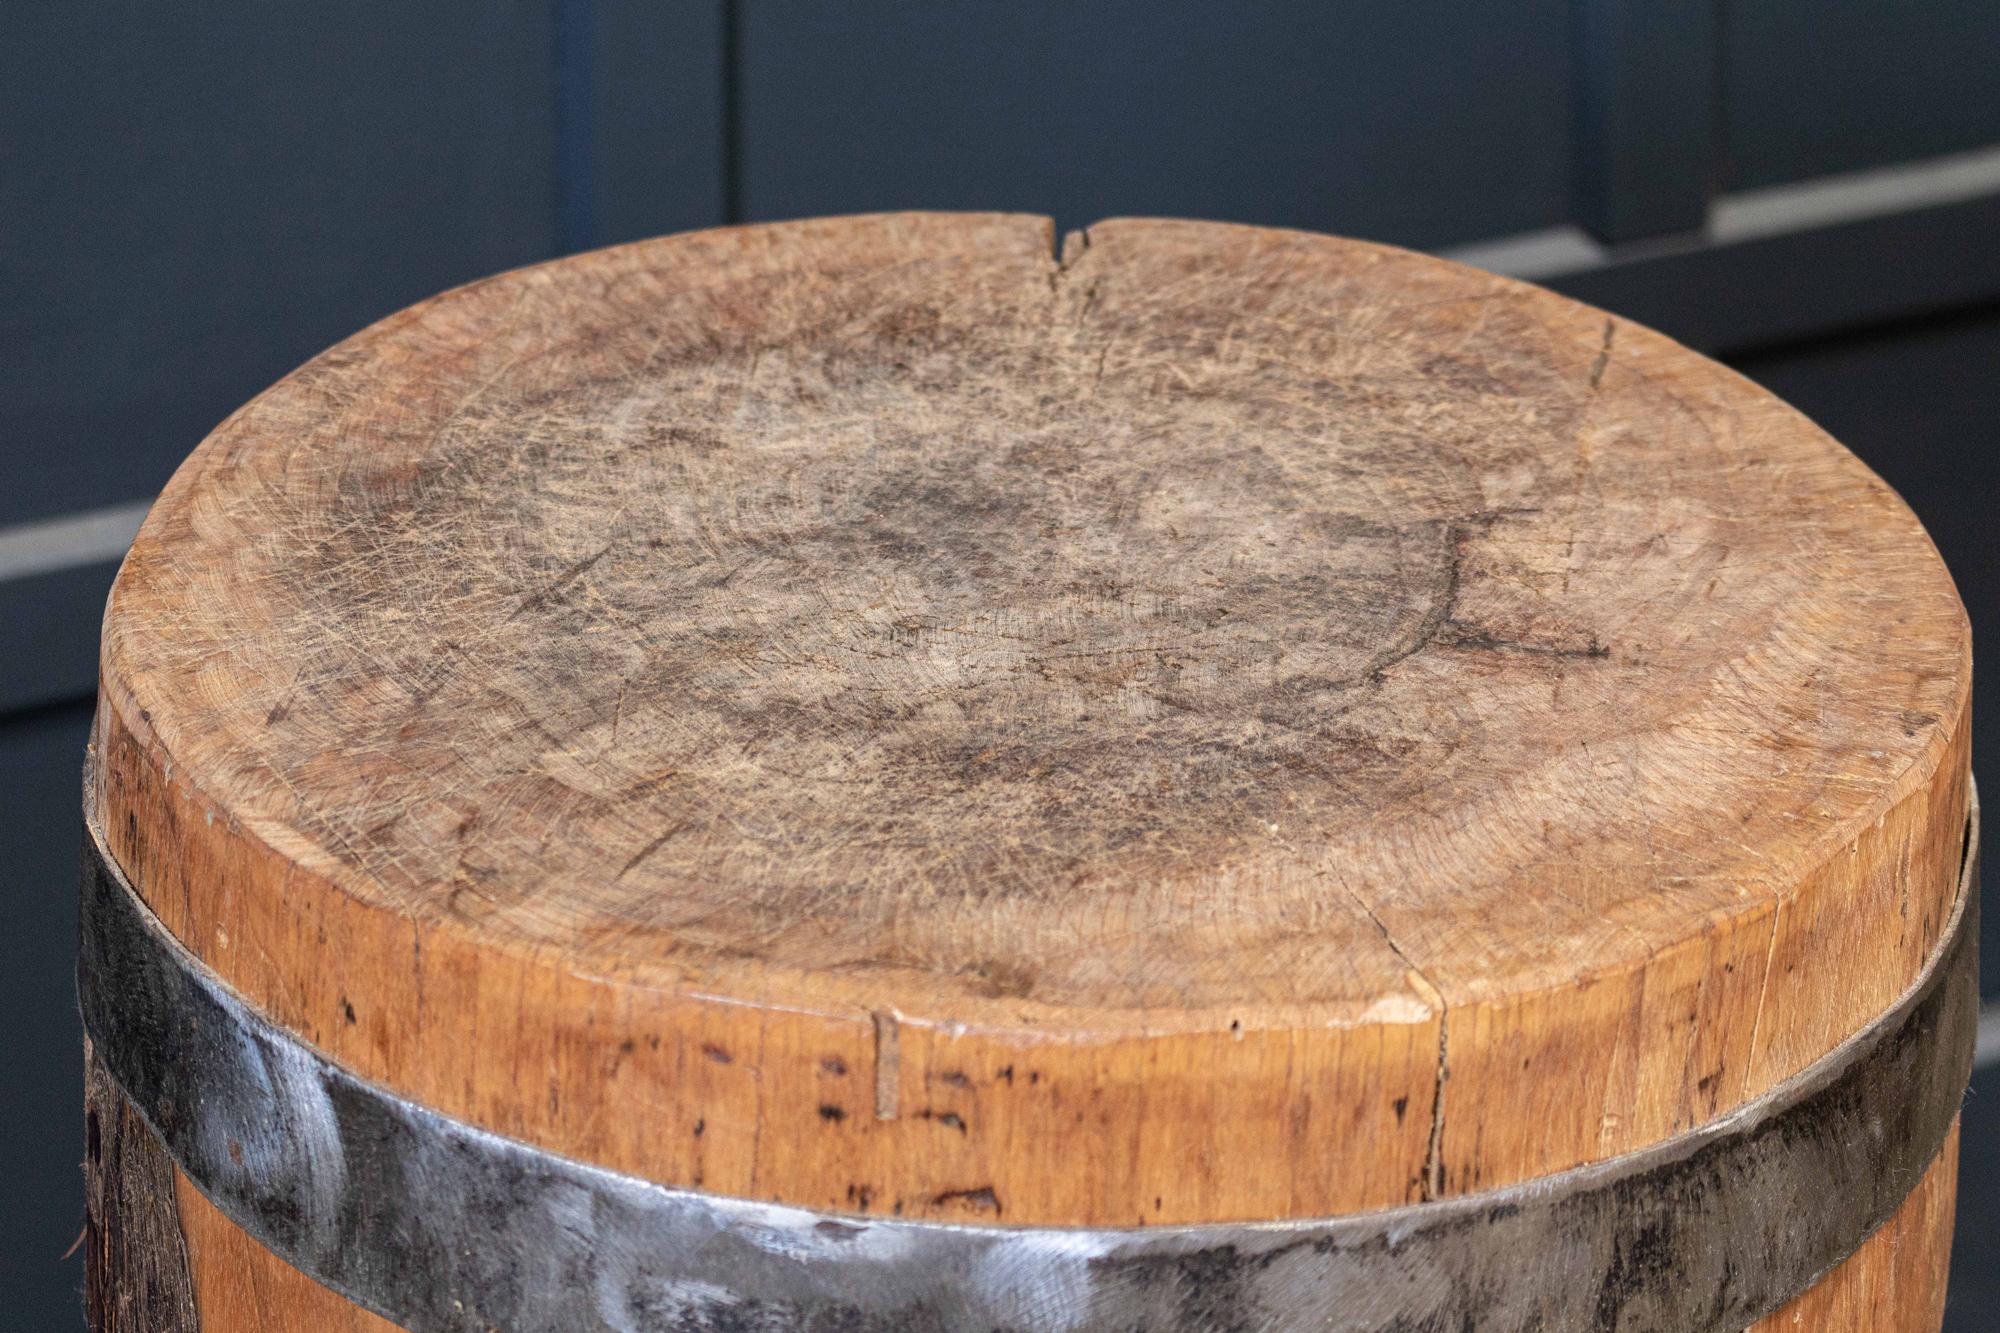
[80,796,1977,1333]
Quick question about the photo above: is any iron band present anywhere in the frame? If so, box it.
[79,790,1978,1332]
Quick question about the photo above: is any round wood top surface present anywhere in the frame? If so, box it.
[94,214,1969,1221]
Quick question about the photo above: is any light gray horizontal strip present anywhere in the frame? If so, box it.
[1439,227,1607,282]
[1975,1002,2000,1070]
[1444,141,2000,281]
[0,500,149,581]
[1713,142,2000,245]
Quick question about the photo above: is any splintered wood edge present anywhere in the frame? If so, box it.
[89,212,1972,1224]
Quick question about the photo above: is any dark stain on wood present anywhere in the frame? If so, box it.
[931,1185,1001,1215]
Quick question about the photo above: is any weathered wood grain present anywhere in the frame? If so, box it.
[84,1039,197,1333]
[172,1171,398,1333]
[86,213,1968,1322]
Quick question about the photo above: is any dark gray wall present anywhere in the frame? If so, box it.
[5,3,1999,1324]
[2,3,725,532]
[0,701,94,1326]
[735,1,1575,247]
[3,5,565,526]
[1725,1,2000,188]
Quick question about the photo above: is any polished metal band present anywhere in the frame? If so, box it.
[80,794,1977,1333]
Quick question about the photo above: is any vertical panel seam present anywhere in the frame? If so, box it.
[555,0,598,253]
[720,0,743,223]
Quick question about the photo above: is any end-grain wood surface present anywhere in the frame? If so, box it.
[90,215,1970,1247]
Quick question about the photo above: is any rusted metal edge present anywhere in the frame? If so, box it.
[78,789,1977,1333]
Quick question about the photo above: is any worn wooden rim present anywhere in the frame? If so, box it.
[78,788,1976,1333]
